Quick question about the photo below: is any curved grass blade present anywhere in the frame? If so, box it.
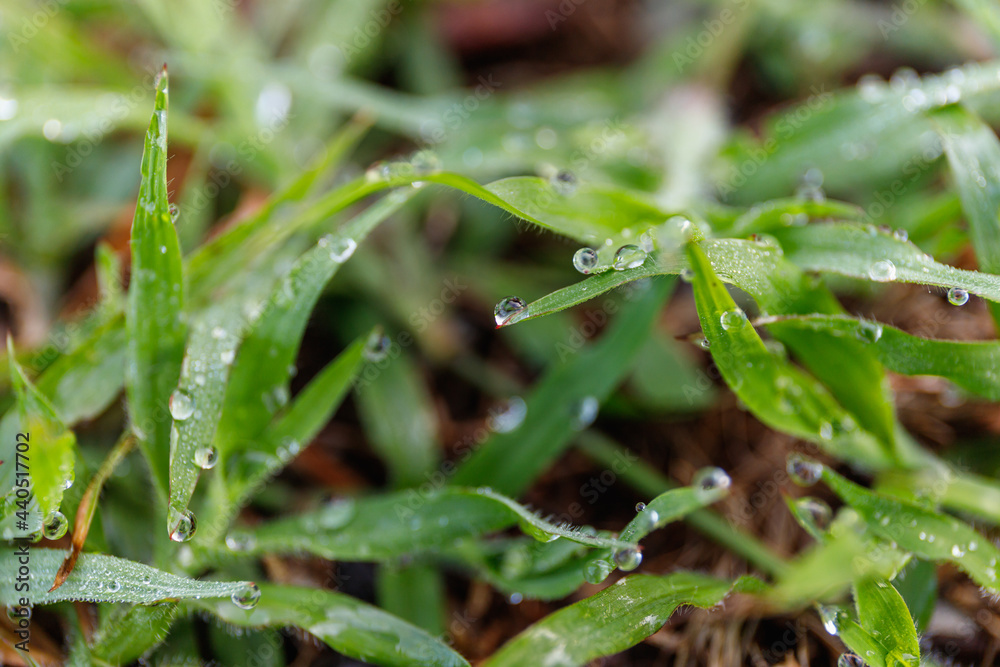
[451,278,672,495]
[0,338,76,537]
[88,603,179,665]
[762,314,1000,400]
[0,548,254,606]
[774,222,1000,302]
[231,487,632,562]
[214,191,413,457]
[167,305,242,534]
[820,465,1000,593]
[483,573,764,667]
[194,584,469,667]
[727,198,865,237]
[686,243,893,468]
[51,433,136,592]
[933,104,1000,325]
[848,578,921,667]
[125,66,186,504]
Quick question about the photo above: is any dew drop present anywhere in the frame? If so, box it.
[947,287,969,306]
[635,502,646,512]
[892,228,908,242]
[613,547,642,571]
[507,592,524,604]
[868,259,897,282]
[856,320,883,343]
[692,467,732,500]
[613,244,647,271]
[328,237,357,262]
[226,531,257,552]
[720,308,748,331]
[795,497,832,531]
[6,605,29,623]
[494,295,527,326]
[838,654,866,667]
[363,331,391,362]
[573,247,599,274]
[107,580,121,593]
[694,335,710,350]
[583,557,614,584]
[220,349,235,365]
[951,544,966,558]
[488,396,527,433]
[168,203,180,224]
[410,149,441,176]
[169,509,198,542]
[679,268,694,283]
[819,605,842,635]
[570,396,599,431]
[787,453,823,486]
[169,389,195,421]
[637,508,659,531]
[43,511,68,540]
[231,582,261,610]
[549,169,578,196]
[194,446,218,470]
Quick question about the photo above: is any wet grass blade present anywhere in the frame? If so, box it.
[821,465,1000,593]
[88,603,179,665]
[933,104,1000,326]
[849,578,921,667]
[483,573,765,667]
[194,583,470,667]
[451,278,672,495]
[232,487,633,562]
[0,547,255,606]
[687,242,894,469]
[1,338,77,537]
[124,67,186,504]
[763,314,1000,400]
[774,222,1000,303]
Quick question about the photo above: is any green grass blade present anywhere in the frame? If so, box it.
[821,465,1000,593]
[233,487,633,562]
[355,350,440,488]
[451,278,672,495]
[124,67,186,504]
[933,104,1000,325]
[214,192,412,457]
[763,314,1000,400]
[0,548,255,606]
[88,603,179,665]
[687,242,893,468]
[377,563,446,636]
[850,578,921,667]
[775,222,1000,302]
[194,584,470,667]
[482,573,764,667]
[0,340,76,537]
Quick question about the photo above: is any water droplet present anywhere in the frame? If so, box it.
[951,544,966,558]
[637,508,659,532]
[410,149,441,176]
[169,389,195,421]
[694,335,710,350]
[42,118,63,141]
[787,453,823,486]
[43,511,68,540]
[795,497,832,531]
[363,331,391,362]
[583,557,614,584]
[720,308,748,331]
[570,396,599,431]
[573,247,599,274]
[892,228,908,242]
[819,421,833,440]
[549,169,578,195]
[226,532,257,552]
[838,654,866,667]
[507,592,524,604]
[488,396,527,433]
[868,260,897,282]
[328,237,357,262]
[169,509,198,542]
[494,295,527,326]
[856,320,883,343]
[613,547,642,571]
[0,96,19,121]
[6,605,29,623]
[819,606,842,635]
[692,467,732,500]
[613,245,646,271]
[947,287,969,306]
[635,502,646,512]
[231,582,261,610]
[679,268,694,283]
[194,446,218,470]
[220,350,235,365]
[167,203,180,224]
[107,580,121,593]
[520,521,558,543]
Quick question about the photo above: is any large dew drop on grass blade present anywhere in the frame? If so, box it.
[691,467,732,501]
[488,396,527,433]
[787,453,823,486]
[948,287,970,306]
[570,396,599,431]
[168,508,198,543]
[169,389,195,420]
[43,511,68,540]
[613,244,646,270]
[868,259,897,282]
[231,582,261,610]
[573,247,599,274]
[494,296,527,326]
[613,547,642,571]
[795,497,833,531]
